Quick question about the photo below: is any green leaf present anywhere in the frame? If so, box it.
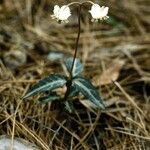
[38,94,60,104]
[64,101,74,113]
[65,57,83,77]
[23,74,66,99]
[72,77,105,109]
[68,84,79,97]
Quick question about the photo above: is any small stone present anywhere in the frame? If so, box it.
[0,135,39,150]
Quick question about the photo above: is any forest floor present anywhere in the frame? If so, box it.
[0,0,150,149]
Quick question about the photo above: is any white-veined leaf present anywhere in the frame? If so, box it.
[65,58,83,77]
[23,74,66,99]
[64,101,74,113]
[38,92,60,104]
[68,84,79,97]
[72,77,105,109]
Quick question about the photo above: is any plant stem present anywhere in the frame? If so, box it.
[63,5,82,102]
[70,4,82,79]
[67,1,94,7]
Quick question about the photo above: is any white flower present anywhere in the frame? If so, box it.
[89,4,109,22]
[51,5,71,23]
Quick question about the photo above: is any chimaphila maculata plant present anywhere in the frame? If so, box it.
[23,1,109,113]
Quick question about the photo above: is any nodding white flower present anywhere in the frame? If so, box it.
[51,5,71,23]
[89,4,109,22]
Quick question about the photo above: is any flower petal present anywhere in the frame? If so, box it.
[53,5,60,15]
[89,3,109,20]
[58,5,71,20]
[51,5,71,23]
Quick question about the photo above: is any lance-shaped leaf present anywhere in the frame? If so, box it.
[68,84,79,97]
[64,101,75,113]
[65,57,83,77]
[72,77,105,109]
[23,74,67,99]
[39,92,60,104]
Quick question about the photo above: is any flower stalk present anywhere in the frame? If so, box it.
[63,5,82,102]
[70,4,82,79]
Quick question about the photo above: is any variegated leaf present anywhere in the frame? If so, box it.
[23,74,66,99]
[72,77,105,109]
[39,94,60,104]
[65,58,83,77]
